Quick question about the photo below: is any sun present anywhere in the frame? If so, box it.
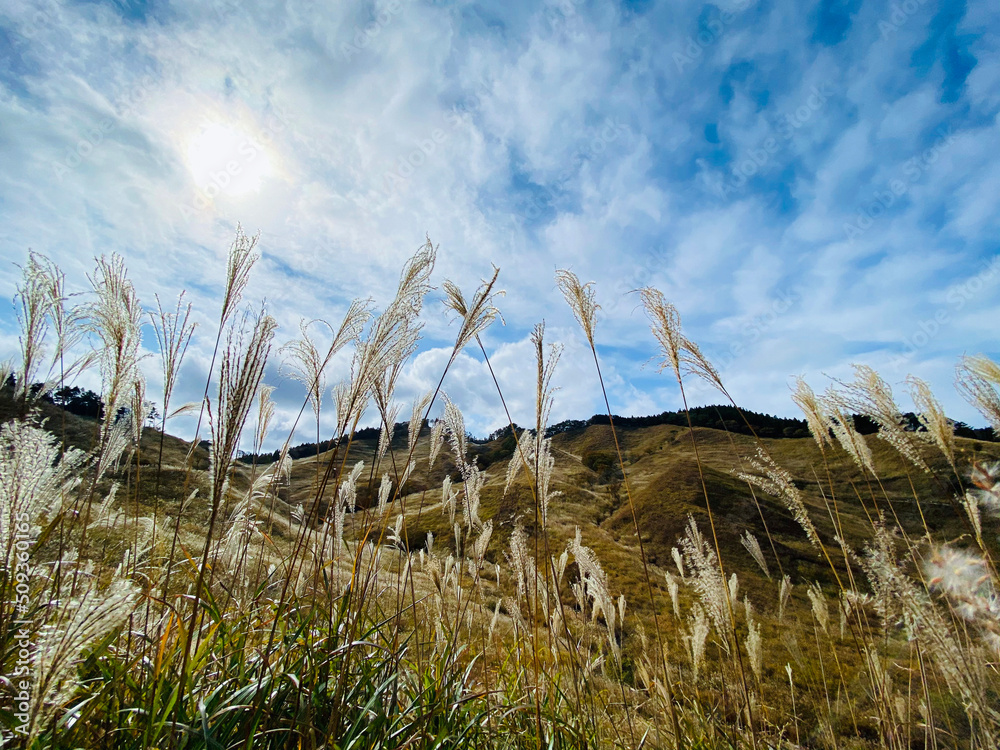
[186,122,273,198]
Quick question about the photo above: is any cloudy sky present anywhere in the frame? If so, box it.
[0,0,997,448]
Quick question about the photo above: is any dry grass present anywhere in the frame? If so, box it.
[1,237,999,750]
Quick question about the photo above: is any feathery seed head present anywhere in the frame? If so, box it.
[956,355,1000,435]
[740,531,771,579]
[821,396,876,475]
[443,266,504,360]
[150,292,196,418]
[836,365,929,471]
[0,421,85,568]
[736,447,820,548]
[791,377,830,449]
[555,269,599,349]
[220,224,260,327]
[925,546,999,635]
[639,286,725,393]
[906,375,955,467]
[639,287,682,377]
[408,390,433,453]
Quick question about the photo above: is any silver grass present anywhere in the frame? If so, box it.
[665,572,681,619]
[535,436,561,527]
[441,475,457,526]
[408,390,433,453]
[529,324,563,527]
[906,375,955,467]
[376,400,401,466]
[745,603,763,682]
[556,549,569,584]
[442,265,504,363]
[506,523,537,606]
[13,252,54,401]
[427,418,446,469]
[740,531,771,579]
[925,545,1000,643]
[439,397,486,530]
[555,269,599,349]
[0,421,85,570]
[736,447,821,548]
[219,225,260,328]
[778,575,792,622]
[503,324,563,525]
[442,394,468,465]
[956,355,1000,435]
[127,378,148,448]
[377,474,392,514]
[840,590,871,637]
[150,292,196,426]
[638,287,725,394]
[85,255,145,426]
[488,599,502,640]
[342,240,435,431]
[672,546,685,579]
[531,322,562,436]
[679,515,730,644]
[568,527,619,658]
[280,319,332,419]
[89,485,124,531]
[807,582,829,634]
[39,254,87,378]
[460,464,485,531]
[857,533,990,733]
[967,460,1000,516]
[280,299,370,420]
[791,376,831,449]
[687,605,710,684]
[859,521,969,695]
[30,576,138,739]
[398,459,415,491]
[252,384,277,455]
[331,461,365,560]
[207,306,277,510]
[472,519,493,567]
[836,364,929,471]
[963,491,984,548]
[503,427,535,497]
[823,399,876,475]
[219,450,291,577]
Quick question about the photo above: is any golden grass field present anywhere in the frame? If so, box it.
[1,232,999,749]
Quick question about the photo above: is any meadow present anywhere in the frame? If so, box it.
[0,228,998,749]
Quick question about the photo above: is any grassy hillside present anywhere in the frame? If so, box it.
[4,241,1000,750]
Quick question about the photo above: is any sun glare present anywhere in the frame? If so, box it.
[186,121,274,198]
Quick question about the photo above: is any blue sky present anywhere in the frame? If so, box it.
[0,0,997,447]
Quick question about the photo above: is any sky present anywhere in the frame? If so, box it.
[0,0,998,450]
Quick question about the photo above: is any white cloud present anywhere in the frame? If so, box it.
[0,0,996,449]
